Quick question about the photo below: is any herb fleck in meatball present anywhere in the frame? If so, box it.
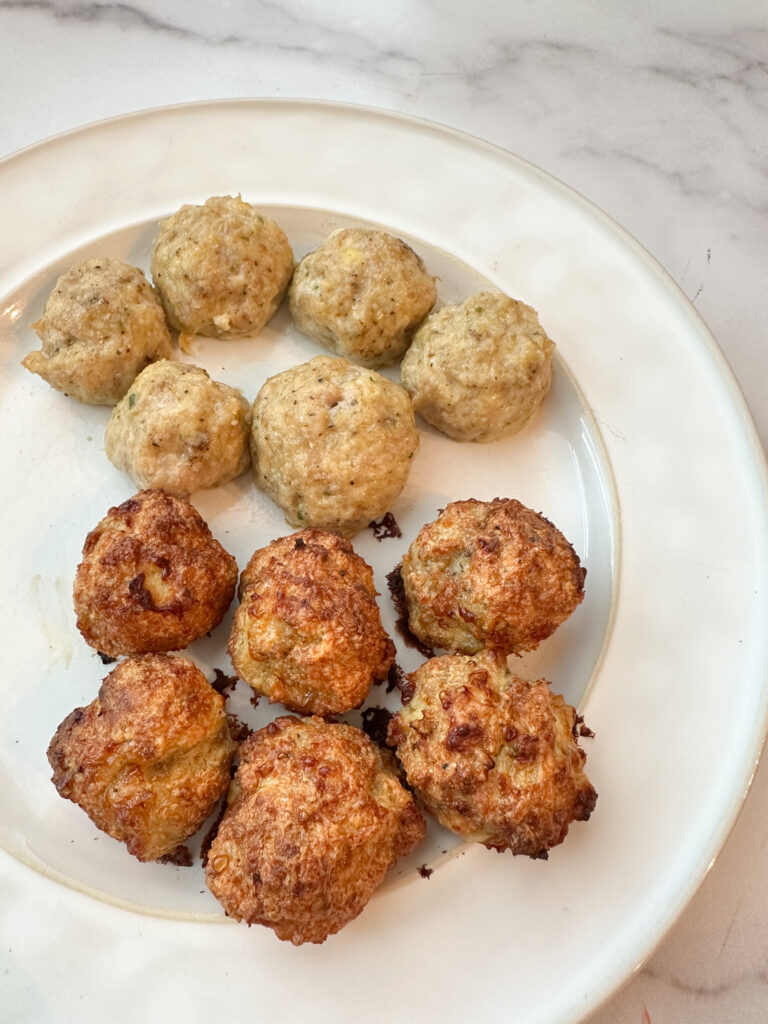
[401,498,585,655]
[388,650,596,857]
[206,716,426,944]
[151,195,293,338]
[23,257,173,405]
[105,360,251,497]
[289,228,436,367]
[73,489,238,658]
[47,654,238,862]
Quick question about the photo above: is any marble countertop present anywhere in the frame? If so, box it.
[2,3,767,1021]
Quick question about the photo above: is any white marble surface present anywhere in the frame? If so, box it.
[1,2,767,1021]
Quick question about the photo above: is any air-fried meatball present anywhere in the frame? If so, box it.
[105,360,251,497]
[387,650,596,857]
[73,489,238,658]
[251,355,419,535]
[229,530,394,715]
[151,195,294,338]
[289,228,436,367]
[205,716,426,944]
[47,654,238,862]
[401,498,585,655]
[400,291,555,442]
[22,257,173,405]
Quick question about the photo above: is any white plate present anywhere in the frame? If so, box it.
[1,100,766,1024]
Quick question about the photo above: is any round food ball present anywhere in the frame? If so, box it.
[105,360,251,497]
[205,716,426,944]
[73,489,238,658]
[22,257,173,405]
[229,529,395,715]
[289,228,436,367]
[150,195,294,338]
[401,498,585,655]
[251,355,419,535]
[47,654,238,862]
[400,291,555,442]
[387,649,597,857]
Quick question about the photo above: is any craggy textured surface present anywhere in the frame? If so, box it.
[47,654,238,861]
[289,228,436,367]
[23,257,173,405]
[74,489,238,657]
[401,291,555,441]
[105,360,251,496]
[230,529,394,715]
[388,649,596,856]
[205,716,426,944]
[151,194,294,338]
[251,354,419,535]
[401,498,585,655]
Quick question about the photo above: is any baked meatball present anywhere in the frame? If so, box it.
[73,489,238,658]
[105,360,251,497]
[47,654,238,862]
[401,498,585,655]
[289,228,436,367]
[251,355,419,535]
[23,257,173,405]
[388,650,596,857]
[205,716,426,944]
[229,529,394,715]
[151,195,294,338]
[400,291,555,442]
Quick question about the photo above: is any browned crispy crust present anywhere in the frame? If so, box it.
[73,489,238,657]
[401,498,586,655]
[229,529,395,715]
[47,654,238,861]
[387,650,596,858]
[205,716,426,944]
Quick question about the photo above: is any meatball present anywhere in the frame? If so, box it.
[401,498,585,655]
[289,228,436,367]
[205,716,426,944]
[400,291,555,442]
[150,195,294,338]
[22,257,173,405]
[47,654,238,862]
[73,489,238,658]
[251,355,419,535]
[229,529,394,715]
[105,360,251,497]
[387,650,596,857]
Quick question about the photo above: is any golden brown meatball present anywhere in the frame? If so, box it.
[23,257,173,405]
[401,498,585,655]
[229,529,394,716]
[105,360,251,497]
[151,195,294,338]
[47,654,238,862]
[289,228,436,367]
[251,355,419,535]
[73,489,238,658]
[205,716,426,944]
[387,650,596,857]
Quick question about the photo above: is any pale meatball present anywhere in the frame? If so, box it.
[48,654,238,862]
[387,649,597,858]
[151,195,294,338]
[229,530,395,715]
[205,716,426,944]
[105,360,251,497]
[289,228,436,367]
[400,499,586,656]
[251,355,419,535]
[400,291,555,442]
[22,257,173,405]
